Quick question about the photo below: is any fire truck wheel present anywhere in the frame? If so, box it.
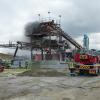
[98,68,100,74]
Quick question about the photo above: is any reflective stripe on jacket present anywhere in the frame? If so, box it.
[68,62,74,68]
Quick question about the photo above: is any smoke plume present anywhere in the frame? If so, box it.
[24,21,40,36]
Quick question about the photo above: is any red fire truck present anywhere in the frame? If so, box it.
[74,53,100,75]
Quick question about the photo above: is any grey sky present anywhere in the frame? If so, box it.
[0,0,100,50]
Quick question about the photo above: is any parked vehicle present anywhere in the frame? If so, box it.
[0,59,4,72]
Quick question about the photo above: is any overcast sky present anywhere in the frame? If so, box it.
[0,0,100,53]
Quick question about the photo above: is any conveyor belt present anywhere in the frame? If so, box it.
[55,26,83,49]
[61,31,83,49]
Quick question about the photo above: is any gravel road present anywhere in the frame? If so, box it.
[0,75,100,100]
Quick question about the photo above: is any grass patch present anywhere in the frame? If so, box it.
[0,68,29,77]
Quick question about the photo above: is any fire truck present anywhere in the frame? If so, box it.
[74,53,100,75]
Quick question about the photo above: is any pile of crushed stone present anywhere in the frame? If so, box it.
[18,68,66,77]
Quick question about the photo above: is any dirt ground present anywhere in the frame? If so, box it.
[0,69,100,100]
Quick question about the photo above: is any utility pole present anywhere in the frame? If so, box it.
[38,14,40,22]
[48,11,51,20]
[59,15,61,27]
[30,35,33,61]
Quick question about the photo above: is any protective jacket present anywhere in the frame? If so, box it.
[68,61,75,69]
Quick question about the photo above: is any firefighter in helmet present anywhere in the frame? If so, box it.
[68,58,75,76]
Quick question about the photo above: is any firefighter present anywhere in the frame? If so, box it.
[25,61,28,69]
[19,61,21,68]
[68,58,75,76]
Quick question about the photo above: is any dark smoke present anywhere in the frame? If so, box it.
[24,21,40,36]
